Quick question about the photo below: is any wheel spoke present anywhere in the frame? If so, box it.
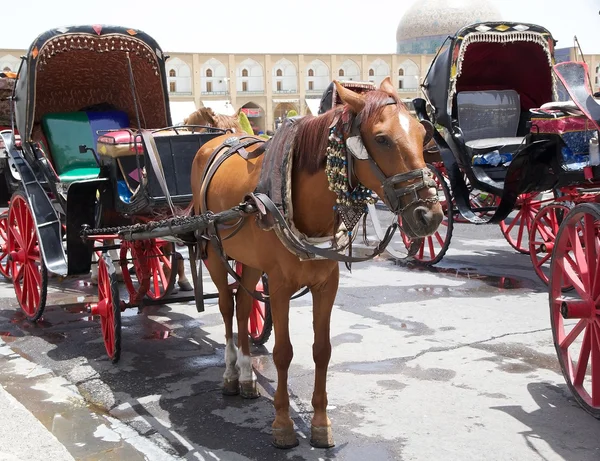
[560,318,587,349]
[574,324,592,386]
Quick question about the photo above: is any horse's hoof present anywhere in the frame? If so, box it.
[178,280,194,292]
[239,380,260,399]
[222,378,239,396]
[271,427,299,449]
[310,425,335,448]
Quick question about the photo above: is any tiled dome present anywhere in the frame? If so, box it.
[396,0,502,54]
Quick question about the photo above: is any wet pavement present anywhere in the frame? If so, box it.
[1,219,600,460]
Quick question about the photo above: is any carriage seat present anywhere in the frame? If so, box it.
[457,90,525,159]
[41,110,130,183]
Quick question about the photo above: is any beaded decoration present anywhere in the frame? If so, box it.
[325,125,376,236]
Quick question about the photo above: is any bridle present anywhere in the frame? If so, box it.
[342,97,438,214]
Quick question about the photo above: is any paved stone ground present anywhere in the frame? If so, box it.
[0,217,599,460]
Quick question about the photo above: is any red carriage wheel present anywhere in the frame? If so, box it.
[90,253,121,363]
[529,203,571,287]
[120,239,177,301]
[398,163,453,265]
[0,211,11,280]
[499,193,544,254]
[7,191,47,321]
[549,203,600,418]
[232,262,273,345]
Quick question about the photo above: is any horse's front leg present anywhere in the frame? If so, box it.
[309,263,339,448]
[268,275,299,449]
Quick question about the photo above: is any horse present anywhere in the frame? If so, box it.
[184,107,244,133]
[189,77,443,449]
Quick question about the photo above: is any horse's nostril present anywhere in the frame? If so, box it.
[413,206,430,227]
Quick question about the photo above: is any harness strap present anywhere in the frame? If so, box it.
[199,136,265,212]
[250,192,398,263]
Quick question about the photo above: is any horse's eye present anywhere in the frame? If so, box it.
[375,135,388,146]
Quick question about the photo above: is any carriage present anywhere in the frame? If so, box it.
[368,20,600,418]
[0,25,274,363]
[368,22,591,271]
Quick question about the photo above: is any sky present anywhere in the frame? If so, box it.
[1,0,599,55]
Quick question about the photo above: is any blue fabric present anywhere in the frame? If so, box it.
[117,180,132,203]
[86,111,130,146]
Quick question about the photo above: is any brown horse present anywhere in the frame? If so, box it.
[190,77,443,448]
[184,107,244,133]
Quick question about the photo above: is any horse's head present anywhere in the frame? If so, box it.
[335,77,443,238]
[185,108,218,133]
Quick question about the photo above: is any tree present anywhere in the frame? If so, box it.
[286,109,298,118]
[237,110,254,135]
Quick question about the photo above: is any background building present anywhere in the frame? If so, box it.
[2,0,599,132]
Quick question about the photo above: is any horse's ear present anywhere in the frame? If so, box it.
[205,108,217,126]
[379,76,396,95]
[334,81,365,113]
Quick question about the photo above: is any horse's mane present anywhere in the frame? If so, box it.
[293,90,402,174]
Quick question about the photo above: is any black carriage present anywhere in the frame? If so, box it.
[369,22,595,264]
[0,25,272,362]
[377,20,600,419]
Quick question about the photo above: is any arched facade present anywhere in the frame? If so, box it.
[398,59,419,90]
[368,58,390,87]
[201,58,228,94]
[237,59,264,93]
[0,54,20,73]
[305,59,329,93]
[338,59,360,81]
[272,58,297,93]
[166,57,192,94]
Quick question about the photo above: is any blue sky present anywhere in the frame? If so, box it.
[1,0,598,54]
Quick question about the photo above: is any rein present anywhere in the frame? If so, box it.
[196,98,437,302]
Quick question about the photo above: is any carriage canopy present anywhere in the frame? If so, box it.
[14,25,172,141]
[422,22,557,129]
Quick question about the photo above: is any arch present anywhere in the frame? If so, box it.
[240,101,265,133]
[166,57,192,94]
[0,54,20,73]
[306,59,330,93]
[237,59,264,92]
[272,58,297,93]
[201,58,228,94]
[398,59,419,90]
[274,102,299,120]
[339,69,344,77]
[368,58,390,86]
[338,59,360,81]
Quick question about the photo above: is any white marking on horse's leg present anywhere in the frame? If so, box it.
[223,338,239,381]
[399,112,411,134]
[236,347,254,383]
[108,247,122,275]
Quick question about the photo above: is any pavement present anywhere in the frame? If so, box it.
[0,215,599,460]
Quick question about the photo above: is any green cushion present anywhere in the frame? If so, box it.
[41,112,98,180]
[58,168,100,183]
